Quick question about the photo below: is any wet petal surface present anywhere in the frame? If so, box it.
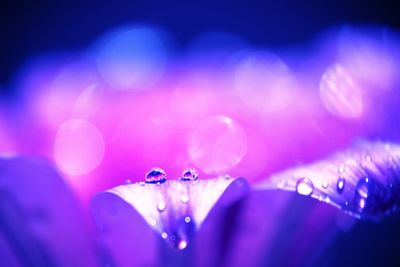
[258,142,400,220]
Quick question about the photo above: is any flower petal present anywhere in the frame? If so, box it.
[91,176,249,266]
[257,142,400,220]
[0,157,98,266]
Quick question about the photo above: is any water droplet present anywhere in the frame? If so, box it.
[178,240,188,250]
[337,177,345,194]
[325,196,331,203]
[138,181,145,186]
[296,177,314,196]
[149,218,157,226]
[157,201,166,212]
[358,197,366,209]
[322,180,329,189]
[145,167,167,184]
[181,195,189,204]
[180,168,199,181]
[356,177,371,198]
[161,232,168,239]
[184,216,191,223]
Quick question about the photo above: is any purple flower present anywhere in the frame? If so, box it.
[2,142,399,267]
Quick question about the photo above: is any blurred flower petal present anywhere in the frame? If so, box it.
[0,157,98,266]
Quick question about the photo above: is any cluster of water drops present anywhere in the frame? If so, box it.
[138,167,199,249]
[144,167,199,184]
[292,148,400,220]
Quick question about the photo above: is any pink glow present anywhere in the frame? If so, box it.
[54,119,105,176]
[2,25,399,201]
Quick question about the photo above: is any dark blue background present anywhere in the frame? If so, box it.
[1,0,399,85]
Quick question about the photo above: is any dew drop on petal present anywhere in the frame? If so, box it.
[157,201,166,212]
[337,177,346,194]
[184,216,191,223]
[178,240,188,250]
[296,177,314,196]
[145,167,167,184]
[356,177,371,198]
[161,232,168,239]
[180,168,199,181]
[322,180,329,189]
[181,195,189,204]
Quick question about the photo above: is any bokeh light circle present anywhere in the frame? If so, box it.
[96,26,167,91]
[234,51,297,113]
[54,119,105,176]
[188,115,247,174]
[319,64,363,119]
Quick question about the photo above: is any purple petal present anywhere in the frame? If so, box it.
[258,142,400,220]
[91,176,249,266]
[0,157,98,266]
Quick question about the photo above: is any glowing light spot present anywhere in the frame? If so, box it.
[157,201,166,212]
[296,177,314,196]
[178,240,188,250]
[320,64,363,119]
[54,119,105,176]
[184,216,191,223]
[234,51,297,113]
[96,26,166,91]
[161,232,168,239]
[181,195,189,204]
[188,115,247,174]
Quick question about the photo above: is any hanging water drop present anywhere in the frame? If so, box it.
[180,168,199,181]
[178,240,188,250]
[145,167,167,184]
[322,180,329,189]
[184,216,191,223]
[296,177,314,196]
[181,195,189,204]
[356,177,372,199]
[157,201,166,212]
[337,177,346,194]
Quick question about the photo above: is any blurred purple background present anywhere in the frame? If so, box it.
[1,1,400,266]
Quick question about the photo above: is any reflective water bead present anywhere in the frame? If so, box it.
[322,180,329,189]
[157,201,166,212]
[356,177,371,199]
[161,232,168,239]
[178,240,188,250]
[337,177,346,194]
[145,167,167,184]
[184,216,191,223]
[180,168,199,181]
[181,195,189,204]
[296,177,314,196]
